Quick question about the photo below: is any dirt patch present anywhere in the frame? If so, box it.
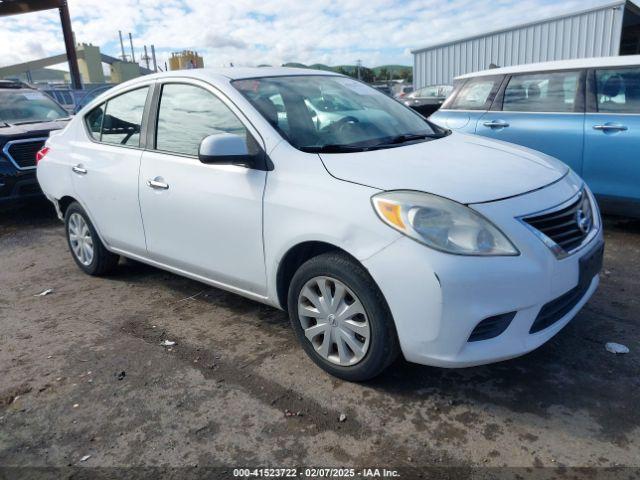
[0,385,32,409]
[0,201,638,470]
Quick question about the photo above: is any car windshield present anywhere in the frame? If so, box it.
[0,89,69,125]
[233,75,444,152]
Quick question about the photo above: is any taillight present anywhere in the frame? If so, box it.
[36,146,50,165]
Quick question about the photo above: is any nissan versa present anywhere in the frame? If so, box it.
[36,68,604,381]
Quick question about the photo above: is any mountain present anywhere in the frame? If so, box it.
[308,63,335,72]
[282,62,412,77]
[282,62,308,69]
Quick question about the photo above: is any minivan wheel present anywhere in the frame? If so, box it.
[64,202,119,276]
[287,252,399,382]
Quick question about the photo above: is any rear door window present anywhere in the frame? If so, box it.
[100,87,149,147]
[449,77,501,110]
[85,103,105,140]
[503,71,580,112]
[595,67,640,113]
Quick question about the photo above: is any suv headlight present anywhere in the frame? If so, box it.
[372,191,519,256]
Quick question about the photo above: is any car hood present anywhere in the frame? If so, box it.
[319,132,568,204]
[405,97,444,106]
[0,119,69,139]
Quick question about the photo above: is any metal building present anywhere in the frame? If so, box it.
[412,0,640,88]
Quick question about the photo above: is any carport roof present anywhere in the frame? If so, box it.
[411,0,631,54]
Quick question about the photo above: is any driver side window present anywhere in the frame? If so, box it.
[155,83,248,156]
[100,87,149,147]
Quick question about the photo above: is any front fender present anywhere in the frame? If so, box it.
[262,142,401,307]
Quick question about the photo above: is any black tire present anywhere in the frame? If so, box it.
[64,202,119,276]
[287,251,399,382]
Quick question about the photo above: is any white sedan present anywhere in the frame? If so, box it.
[36,67,603,381]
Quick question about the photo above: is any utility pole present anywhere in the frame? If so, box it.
[142,45,151,71]
[119,31,127,61]
[151,45,158,72]
[356,59,362,81]
[128,32,136,63]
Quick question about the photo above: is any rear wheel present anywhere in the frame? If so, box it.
[64,202,119,276]
[288,252,399,381]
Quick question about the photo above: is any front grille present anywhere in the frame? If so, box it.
[468,312,516,342]
[3,139,46,170]
[522,190,594,257]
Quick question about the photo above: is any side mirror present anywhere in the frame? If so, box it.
[198,133,253,167]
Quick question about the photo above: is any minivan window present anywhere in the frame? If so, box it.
[233,75,441,152]
[596,67,640,114]
[59,91,73,105]
[101,87,148,147]
[449,78,499,110]
[503,71,579,112]
[155,83,247,156]
[413,85,452,98]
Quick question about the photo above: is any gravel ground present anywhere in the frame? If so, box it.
[0,200,638,478]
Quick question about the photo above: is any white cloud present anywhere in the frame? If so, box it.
[0,0,621,70]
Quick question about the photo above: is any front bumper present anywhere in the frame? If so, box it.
[363,174,603,368]
[0,169,42,203]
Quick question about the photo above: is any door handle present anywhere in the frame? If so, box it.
[483,120,510,128]
[146,179,169,190]
[72,164,87,175]
[593,124,628,132]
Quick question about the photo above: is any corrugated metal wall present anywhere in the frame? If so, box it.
[412,1,626,88]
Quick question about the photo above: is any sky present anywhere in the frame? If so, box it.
[0,0,631,71]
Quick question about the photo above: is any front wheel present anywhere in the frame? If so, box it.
[287,252,399,381]
[64,202,119,276]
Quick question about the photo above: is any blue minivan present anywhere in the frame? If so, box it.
[430,56,640,217]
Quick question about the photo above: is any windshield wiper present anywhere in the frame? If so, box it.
[364,131,450,150]
[301,131,451,153]
[381,133,439,144]
[300,144,371,153]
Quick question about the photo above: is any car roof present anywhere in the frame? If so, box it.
[78,67,346,112]
[139,66,342,83]
[456,55,640,80]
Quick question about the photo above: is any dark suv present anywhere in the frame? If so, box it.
[0,80,70,203]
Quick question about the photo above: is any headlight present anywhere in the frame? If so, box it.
[372,191,519,256]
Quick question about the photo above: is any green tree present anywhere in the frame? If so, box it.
[377,67,389,81]
[360,66,374,83]
[399,68,413,83]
